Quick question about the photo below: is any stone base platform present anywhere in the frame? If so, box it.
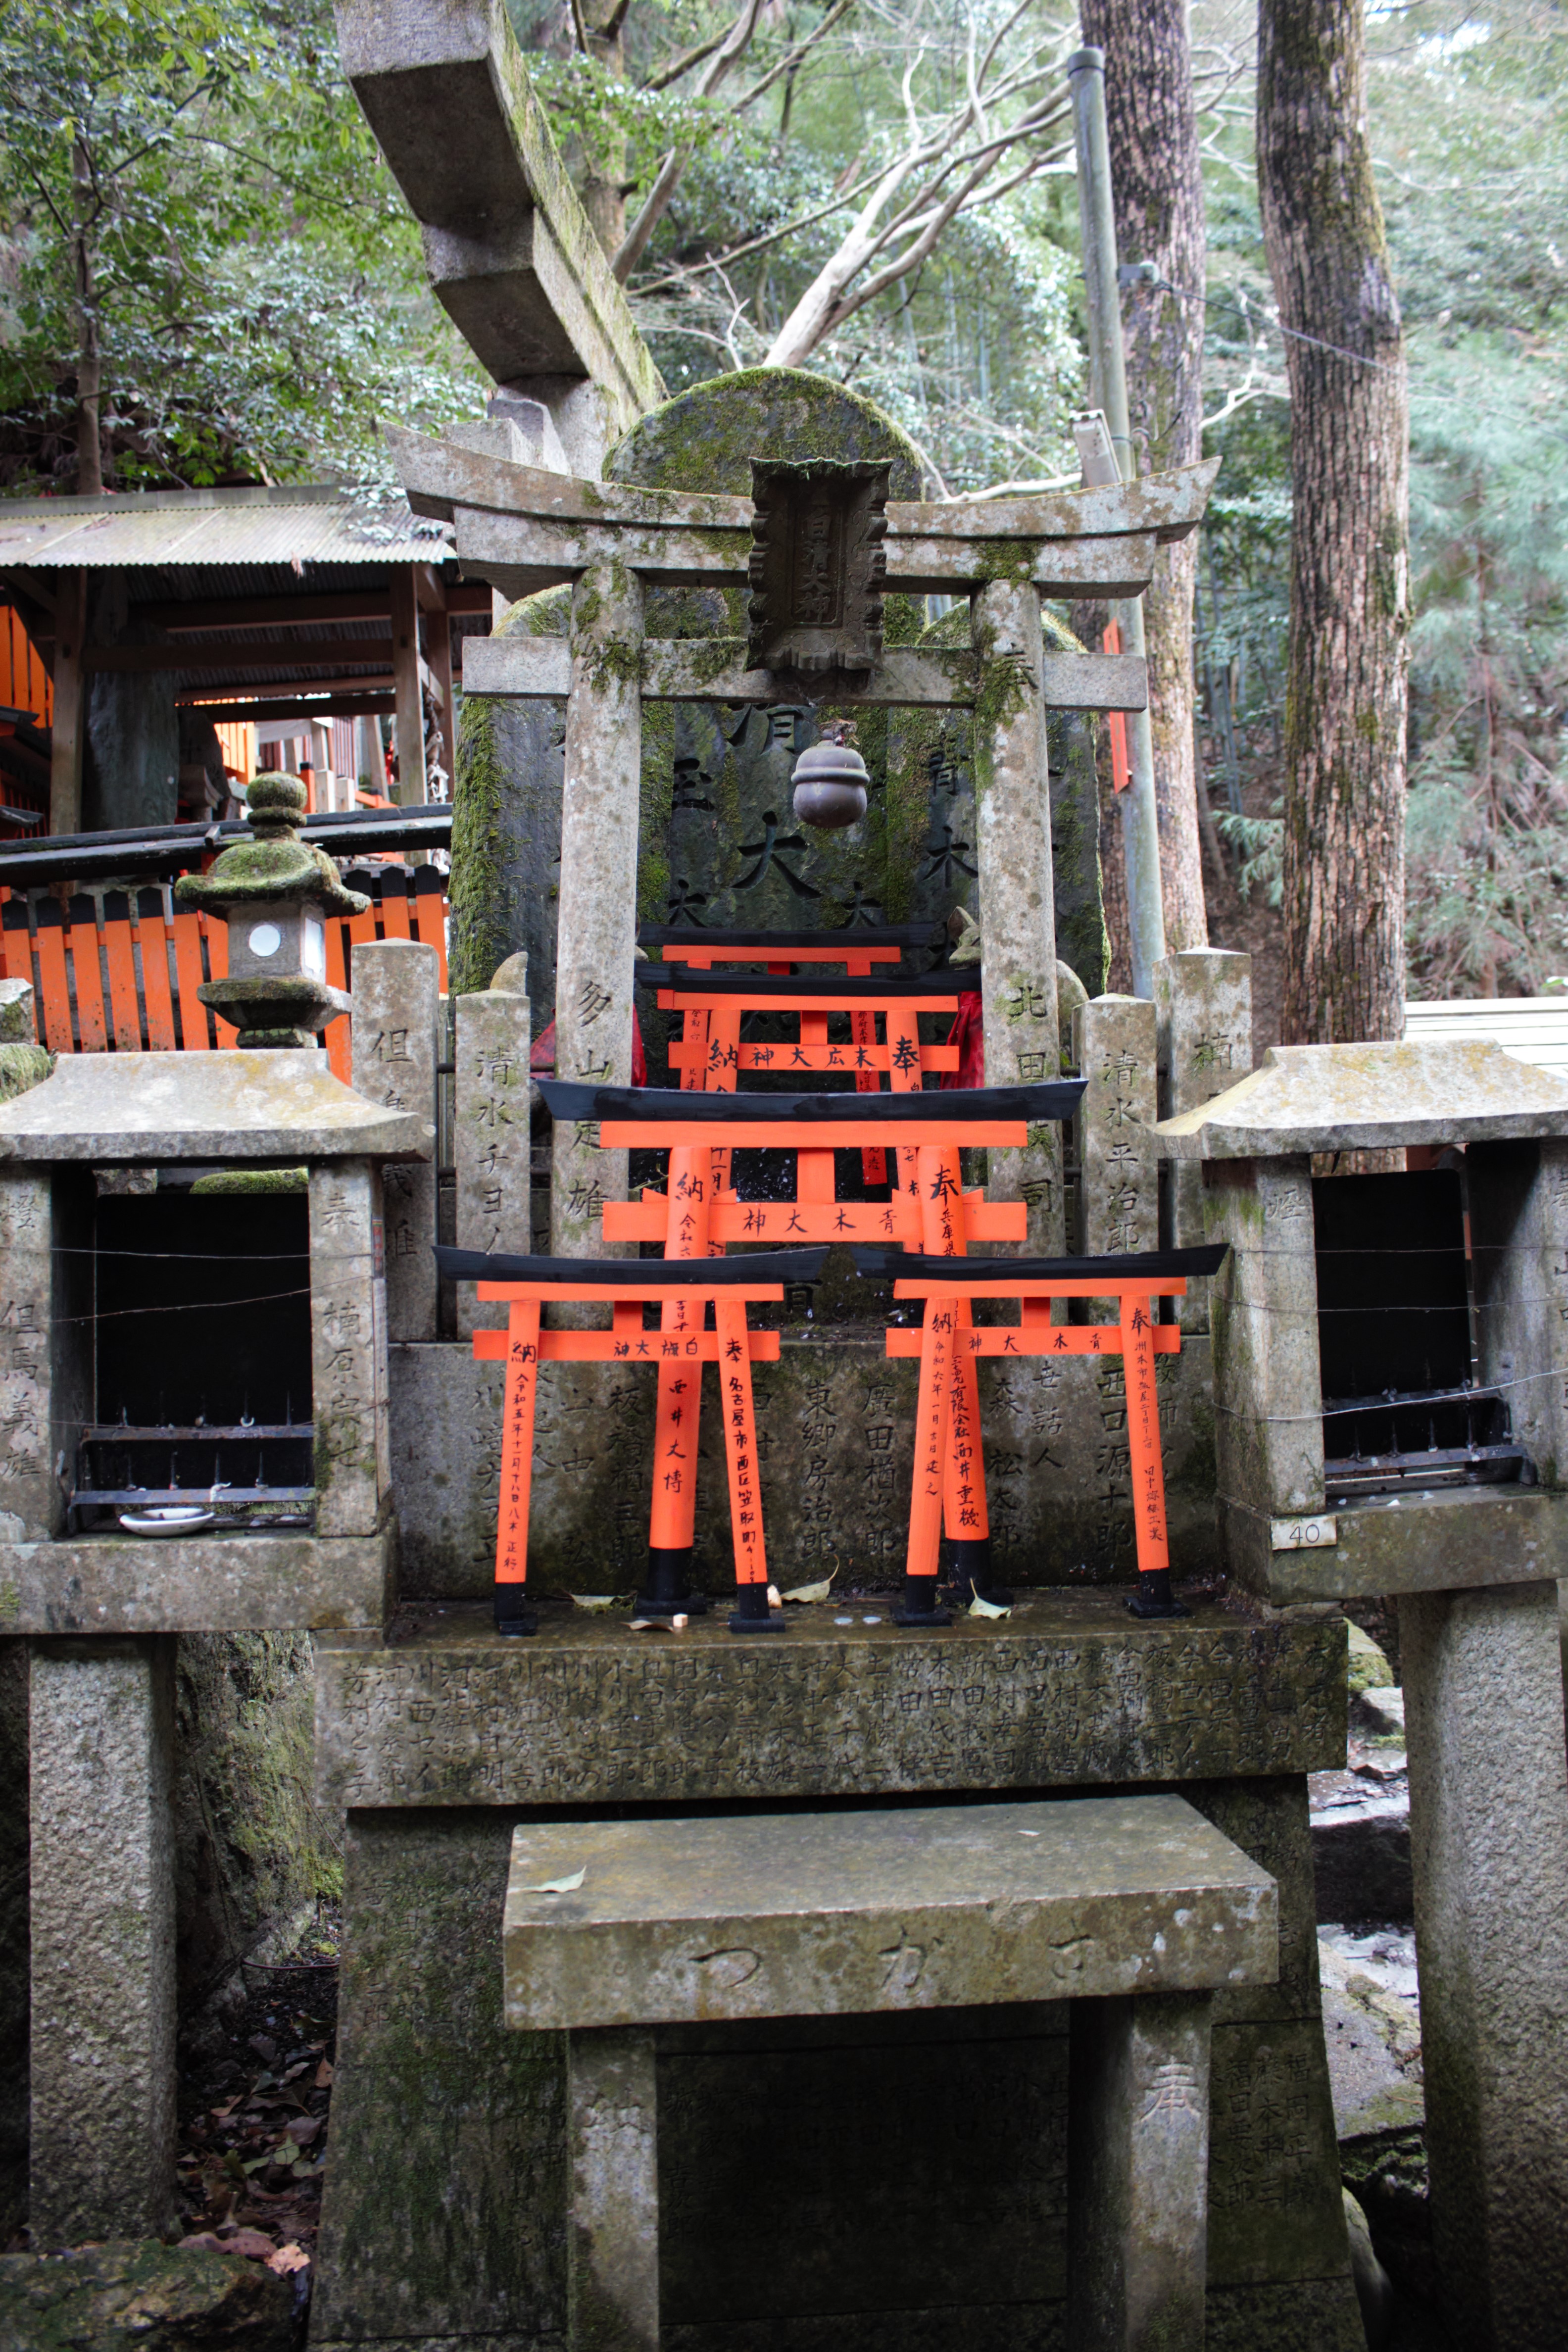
[309,1599,1363,2352]
[0,1525,394,1636]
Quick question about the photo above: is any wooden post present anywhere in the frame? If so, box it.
[49,570,88,836]
[494,1298,542,1635]
[389,566,426,805]
[422,580,455,788]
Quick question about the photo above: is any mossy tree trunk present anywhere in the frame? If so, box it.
[1258,0,1409,1042]
[1081,0,1209,953]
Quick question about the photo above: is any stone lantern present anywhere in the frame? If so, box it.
[175,773,368,1045]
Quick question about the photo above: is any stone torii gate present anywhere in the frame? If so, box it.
[390,426,1217,1254]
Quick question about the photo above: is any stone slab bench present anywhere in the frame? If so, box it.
[503,1793,1278,2352]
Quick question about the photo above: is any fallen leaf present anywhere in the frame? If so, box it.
[266,2245,310,2278]
[313,2058,334,2089]
[782,1571,836,1604]
[248,2035,278,2064]
[969,1594,1011,1619]
[628,1618,671,1632]
[285,2115,322,2147]
[209,2098,241,2121]
[569,1594,617,1611]
[181,2227,277,2259]
[516,1866,587,1895]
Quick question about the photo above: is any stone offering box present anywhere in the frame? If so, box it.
[0,1045,430,1636]
[1155,1038,1568,1603]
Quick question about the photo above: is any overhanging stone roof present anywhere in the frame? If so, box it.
[1151,1039,1568,1159]
[0,1049,431,1162]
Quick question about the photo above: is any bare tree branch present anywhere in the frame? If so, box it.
[612,0,767,282]
[732,0,859,112]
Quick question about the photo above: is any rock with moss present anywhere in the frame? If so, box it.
[0,1043,54,1104]
[0,2241,292,2352]
[188,1169,307,1197]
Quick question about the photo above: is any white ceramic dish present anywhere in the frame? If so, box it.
[118,1507,216,1538]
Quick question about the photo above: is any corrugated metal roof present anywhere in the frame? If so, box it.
[0,486,450,570]
[1405,998,1568,1079]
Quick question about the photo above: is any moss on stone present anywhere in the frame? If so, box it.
[606,367,927,500]
[189,1169,307,1196]
[0,1043,53,1104]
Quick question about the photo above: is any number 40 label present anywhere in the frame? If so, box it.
[1270,1514,1338,1553]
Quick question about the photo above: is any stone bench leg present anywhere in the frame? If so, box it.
[1401,1578,1568,2352]
[28,1636,177,2246]
[1068,1991,1212,2352]
[567,2026,659,2352]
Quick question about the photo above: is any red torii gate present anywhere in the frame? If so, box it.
[852,1244,1229,1621]
[543,1076,1083,1614]
[435,1245,828,1634]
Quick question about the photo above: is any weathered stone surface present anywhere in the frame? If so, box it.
[1068,1993,1211,2352]
[0,1529,391,1636]
[0,978,36,1043]
[1205,1154,1324,1592]
[312,1783,1353,2352]
[1470,1135,1568,1491]
[450,594,568,1005]
[503,1797,1275,2030]
[0,1637,26,2236]
[309,1811,569,2348]
[1074,997,1158,1305]
[351,940,441,1342]
[454,985,532,1335]
[385,1322,1219,1601]
[974,577,1064,1254]
[0,1050,432,1163]
[1251,1482,1568,1605]
[314,1602,1345,1809]
[1154,949,1252,1335]
[28,1638,177,2246]
[310,1163,391,1540]
[0,1169,56,1542]
[0,2240,292,2352]
[551,563,640,1256]
[1155,1037,1568,1160]
[333,0,663,440]
[1400,1578,1568,2351]
[567,2029,658,2352]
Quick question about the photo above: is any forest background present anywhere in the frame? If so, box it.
[0,0,1563,1009]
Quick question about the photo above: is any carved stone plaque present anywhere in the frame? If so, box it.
[747,459,889,678]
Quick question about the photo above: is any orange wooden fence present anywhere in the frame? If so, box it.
[0,866,448,1082]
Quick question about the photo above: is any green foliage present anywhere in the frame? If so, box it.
[0,0,486,490]
[1192,0,1568,997]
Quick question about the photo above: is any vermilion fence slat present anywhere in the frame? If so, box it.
[135,891,179,1050]
[32,902,75,1051]
[101,893,144,1049]
[169,908,212,1051]
[66,894,108,1052]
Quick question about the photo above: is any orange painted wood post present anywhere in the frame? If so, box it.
[0,898,38,1012]
[896,1289,955,1626]
[716,1297,781,1632]
[640,1143,714,1619]
[917,1140,999,1602]
[493,1297,542,1633]
[134,891,179,1050]
[100,893,144,1050]
[66,895,108,1052]
[32,901,75,1052]
[198,914,240,1048]
[851,1009,886,1186]
[1121,1289,1182,1616]
[884,1005,924,1195]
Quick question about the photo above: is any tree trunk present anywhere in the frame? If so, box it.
[1258,0,1409,1042]
[1080,0,1208,953]
[71,140,103,495]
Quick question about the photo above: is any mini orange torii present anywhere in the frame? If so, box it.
[541,1075,1083,1615]
[636,963,978,1190]
[852,1244,1229,1623]
[434,1245,829,1634]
